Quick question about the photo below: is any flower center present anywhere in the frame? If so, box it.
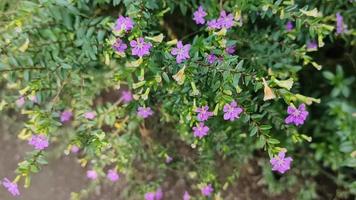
[293,110,300,116]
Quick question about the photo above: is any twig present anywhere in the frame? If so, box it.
[0,67,46,73]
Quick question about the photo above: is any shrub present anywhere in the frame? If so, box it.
[0,0,355,199]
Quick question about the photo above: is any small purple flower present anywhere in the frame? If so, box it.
[29,95,38,103]
[165,155,173,163]
[196,106,213,121]
[207,19,221,30]
[336,12,346,34]
[201,184,213,197]
[207,53,217,64]
[112,38,127,53]
[1,178,20,196]
[145,192,156,200]
[121,90,133,103]
[71,145,80,153]
[137,107,154,118]
[84,111,96,120]
[86,170,97,180]
[183,191,190,200]
[16,96,25,107]
[28,134,49,150]
[130,37,152,57]
[223,101,243,121]
[193,6,207,24]
[226,45,236,55]
[155,188,163,200]
[60,110,73,123]
[192,123,209,138]
[270,151,293,174]
[115,16,134,32]
[107,169,119,182]
[171,41,191,63]
[285,21,294,31]
[217,10,234,29]
[285,104,309,126]
[307,41,318,51]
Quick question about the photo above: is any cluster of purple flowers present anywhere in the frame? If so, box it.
[137,107,154,118]
[121,90,133,103]
[106,169,120,182]
[86,169,120,182]
[15,95,38,108]
[201,184,214,197]
[28,134,49,150]
[144,188,163,200]
[268,103,310,173]
[193,6,235,30]
[84,111,96,120]
[113,15,152,58]
[223,101,243,121]
[193,101,243,139]
[60,110,73,123]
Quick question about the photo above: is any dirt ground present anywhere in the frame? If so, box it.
[0,117,90,200]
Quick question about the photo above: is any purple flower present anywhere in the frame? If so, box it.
[86,170,97,180]
[307,41,318,51]
[16,96,25,107]
[165,155,173,163]
[207,19,221,29]
[223,101,243,121]
[285,104,309,126]
[115,16,134,32]
[217,11,234,29]
[137,107,154,118]
[201,184,213,197]
[171,41,191,63]
[225,45,236,55]
[155,188,163,200]
[29,95,38,103]
[112,38,127,53]
[145,192,156,200]
[71,145,80,153]
[193,6,207,24]
[285,21,294,31]
[336,12,346,34]
[1,178,20,196]
[84,111,96,120]
[28,134,49,150]
[183,191,190,200]
[60,110,73,123]
[107,169,119,182]
[121,90,133,103]
[270,151,293,174]
[130,37,152,57]
[207,53,217,64]
[196,106,213,121]
[192,123,209,138]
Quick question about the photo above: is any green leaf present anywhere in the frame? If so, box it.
[260,125,272,130]
[267,138,280,144]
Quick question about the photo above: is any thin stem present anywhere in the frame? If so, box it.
[0,67,46,73]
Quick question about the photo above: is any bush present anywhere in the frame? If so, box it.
[0,0,355,199]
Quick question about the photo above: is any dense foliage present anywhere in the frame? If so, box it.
[0,0,355,199]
